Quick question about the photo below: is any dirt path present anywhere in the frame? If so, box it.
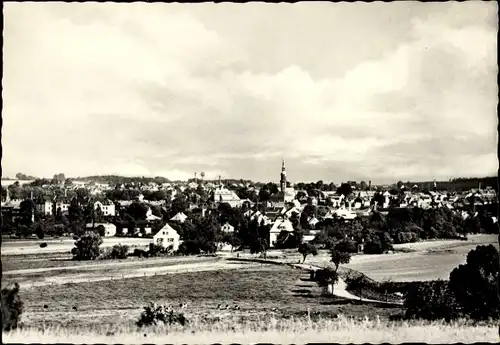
[292,263,402,305]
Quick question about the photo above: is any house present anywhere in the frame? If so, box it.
[54,197,71,214]
[213,185,242,208]
[269,217,295,248]
[153,224,180,251]
[35,199,53,216]
[146,207,162,221]
[244,209,272,226]
[94,199,116,217]
[330,206,357,221]
[308,216,320,229]
[86,223,117,237]
[170,212,187,223]
[221,222,235,233]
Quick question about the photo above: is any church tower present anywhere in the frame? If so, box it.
[280,158,287,193]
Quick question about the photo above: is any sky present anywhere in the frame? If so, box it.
[2,2,498,184]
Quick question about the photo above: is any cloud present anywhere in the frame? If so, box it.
[2,2,497,183]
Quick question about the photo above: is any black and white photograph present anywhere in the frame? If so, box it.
[1,1,499,343]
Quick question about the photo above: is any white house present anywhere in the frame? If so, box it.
[153,223,180,251]
[54,198,71,214]
[94,200,116,217]
[221,222,235,233]
[87,223,117,237]
[146,207,162,221]
[35,200,53,216]
[269,217,295,248]
[213,186,242,208]
[170,212,187,223]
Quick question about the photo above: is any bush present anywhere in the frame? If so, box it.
[1,282,24,332]
[363,239,383,254]
[137,302,188,328]
[448,244,499,320]
[100,244,130,260]
[404,280,460,321]
[335,239,357,253]
[110,244,129,259]
[131,248,149,258]
[71,232,103,260]
[149,243,173,257]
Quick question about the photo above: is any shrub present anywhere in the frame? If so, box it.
[448,244,499,320]
[110,244,129,259]
[137,302,188,328]
[363,239,383,254]
[404,280,460,321]
[149,243,173,257]
[100,244,130,260]
[71,232,103,260]
[335,239,357,253]
[1,282,24,332]
[131,248,149,258]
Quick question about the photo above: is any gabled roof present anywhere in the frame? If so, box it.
[170,212,187,221]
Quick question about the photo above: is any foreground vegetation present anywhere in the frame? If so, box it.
[3,315,498,343]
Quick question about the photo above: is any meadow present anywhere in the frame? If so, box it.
[13,265,403,330]
[2,234,498,343]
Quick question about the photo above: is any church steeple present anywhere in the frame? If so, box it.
[280,157,287,193]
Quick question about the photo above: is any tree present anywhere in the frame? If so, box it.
[359,181,368,191]
[448,244,499,320]
[71,232,103,260]
[19,199,34,227]
[336,183,352,197]
[330,247,351,272]
[127,202,148,221]
[1,282,24,331]
[315,265,340,294]
[34,223,45,240]
[298,243,318,263]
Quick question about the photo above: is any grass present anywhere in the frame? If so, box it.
[4,315,498,343]
[14,265,403,329]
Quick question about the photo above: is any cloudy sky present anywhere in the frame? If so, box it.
[2,2,498,183]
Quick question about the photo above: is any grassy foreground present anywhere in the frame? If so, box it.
[3,315,498,343]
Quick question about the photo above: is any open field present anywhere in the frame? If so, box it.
[4,316,498,343]
[2,254,218,274]
[12,265,403,330]
[1,237,152,256]
[2,258,262,290]
[264,234,498,282]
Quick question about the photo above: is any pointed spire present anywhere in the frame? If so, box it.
[282,157,286,171]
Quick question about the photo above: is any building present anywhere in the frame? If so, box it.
[221,222,235,233]
[213,182,242,208]
[170,212,188,223]
[269,217,295,248]
[54,197,71,214]
[269,158,296,208]
[94,199,116,217]
[86,223,117,237]
[153,224,180,251]
[35,199,53,216]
